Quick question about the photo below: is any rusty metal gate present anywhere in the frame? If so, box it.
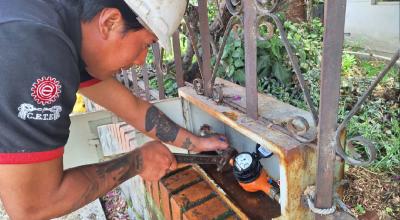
[92,0,400,219]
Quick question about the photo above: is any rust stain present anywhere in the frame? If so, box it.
[279,145,316,219]
[222,112,238,121]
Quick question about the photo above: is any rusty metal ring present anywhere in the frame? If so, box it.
[256,16,275,41]
[160,63,168,73]
[193,78,204,95]
[256,0,282,13]
[226,0,243,16]
[286,116,316,143]
[335,132,377,166]
[287,116,309,136]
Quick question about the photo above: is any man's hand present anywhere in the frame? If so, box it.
[191,135,229,152]
[138,141,177,181]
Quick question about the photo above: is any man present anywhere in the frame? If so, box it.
[0,0,228,219]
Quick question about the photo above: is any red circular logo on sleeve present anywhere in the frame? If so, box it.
[31,76,62,105]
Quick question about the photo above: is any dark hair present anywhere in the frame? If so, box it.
[78,0,143,32]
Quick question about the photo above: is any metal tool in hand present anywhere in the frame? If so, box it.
[173,148,237,172]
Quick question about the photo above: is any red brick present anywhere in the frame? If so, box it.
[116,123,126,150]
[120,123,135,151]
[160,167,202,220]
[170,181,214,220]
[182,197,230,220]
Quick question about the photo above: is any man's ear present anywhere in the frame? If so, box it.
[98,8,124,40]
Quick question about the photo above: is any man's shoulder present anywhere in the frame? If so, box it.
[0,0,77,57]
[0,21,79,63]
[0,0,61,26]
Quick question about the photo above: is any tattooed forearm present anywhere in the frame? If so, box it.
[181,137,196,150]
[74,149,143,210]
[47,150,144,217]
[95,149,143,184]
[145,106,180,143]
[68,169,100,213]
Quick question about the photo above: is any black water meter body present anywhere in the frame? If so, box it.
[233,144,273,183]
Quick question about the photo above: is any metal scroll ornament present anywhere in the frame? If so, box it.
[286,116,316,143]
[255,0,283,13]
[223,0,319,143]
[226,0,243,15]
[334,49,399,166]
[193,78,204,95]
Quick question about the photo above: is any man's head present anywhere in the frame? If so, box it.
[79,0,155,79]
[79,0,144,33]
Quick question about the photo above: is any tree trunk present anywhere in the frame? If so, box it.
[286,0,306,23]
[180,1,232,83]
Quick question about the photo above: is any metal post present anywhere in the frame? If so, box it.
[243,0,258,119]
[122,69,130,90]
[142,65,151,101]
[172,31,185,88]
[315,1,347,219]
[197,0,213,97]
[130,68,139,95]
[152,43,166,99]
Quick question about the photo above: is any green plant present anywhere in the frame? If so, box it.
[360,59,398,82]
[149,74,178,98]
[342,53,357,74]
[216,18,324,88]
[355,204,366,215]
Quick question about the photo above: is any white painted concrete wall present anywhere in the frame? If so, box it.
[345,0,400,54]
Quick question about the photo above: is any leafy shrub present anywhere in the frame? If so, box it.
[215,18,324,91]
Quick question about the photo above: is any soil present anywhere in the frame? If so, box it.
[343,167,400,219]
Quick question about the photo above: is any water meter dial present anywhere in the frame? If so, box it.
[234,153,254,171]
[233,144,274,183]
[233,152,262,183]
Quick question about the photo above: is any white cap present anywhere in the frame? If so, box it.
[124,0,188,52]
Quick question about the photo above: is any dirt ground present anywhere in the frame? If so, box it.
[343,167,400,219]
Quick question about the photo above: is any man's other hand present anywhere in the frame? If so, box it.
[138,141,177,181]
[193,135,229,152]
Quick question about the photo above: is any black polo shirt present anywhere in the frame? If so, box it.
[0,0,100,164]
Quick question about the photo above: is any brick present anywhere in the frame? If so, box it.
[170,181,214,220]
[182,197,231,220]
[160,167,202,220]
[116,123,126,150]
[119,123,135,151]
[98,124,122,156]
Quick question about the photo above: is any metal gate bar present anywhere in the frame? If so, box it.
[142,65,151,101]
[243,0,258,119]
[152,43,166,100]
[315,1,347,219]
[198,0,213,97]
[172,31,185,88]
